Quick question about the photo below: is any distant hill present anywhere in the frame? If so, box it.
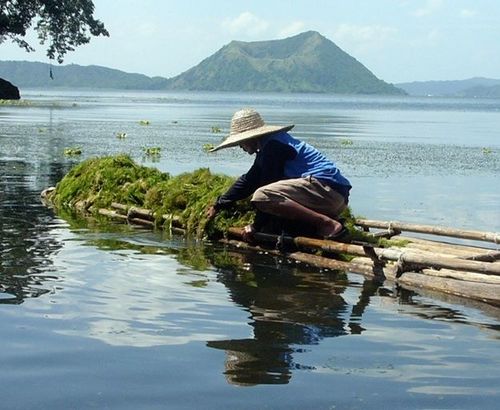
[458,84,500,98]
[0,60,168,89]
[396,77,500,98]
[164,31,404,95]
[0,31,404,95]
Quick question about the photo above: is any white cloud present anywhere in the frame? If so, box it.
[222,12,270,37]
[460,9,478,18]
[333,24,397,52]
[426,28,440,42]
[413,0,443,17]
[279,21,306,38]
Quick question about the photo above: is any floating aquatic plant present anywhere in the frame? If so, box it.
[0,99,32,106]
[211,126,222,133]
[340,138,353,146]
[116,132,127,139]
[139,120,150,126]
[64,147,82,156]
[482,147,492,154]
[144,147,161,156]
[203,143,215,152]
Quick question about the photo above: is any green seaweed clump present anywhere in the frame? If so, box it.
[52,154,170,210]
[49,154,253,238]
[143,168,253,238]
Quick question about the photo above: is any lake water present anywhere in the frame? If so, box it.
[1,89,499,409]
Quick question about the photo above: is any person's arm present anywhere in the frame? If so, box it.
[206,159,263,220]
[213,161,261,211]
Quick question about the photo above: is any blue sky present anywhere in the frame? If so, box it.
[1,0,499,83]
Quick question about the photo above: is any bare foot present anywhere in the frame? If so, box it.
[317,218,343,238]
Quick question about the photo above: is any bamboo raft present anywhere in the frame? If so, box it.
[44,193,499,307]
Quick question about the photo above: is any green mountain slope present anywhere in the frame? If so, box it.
[0,60,168,89]
[165,31,404,95]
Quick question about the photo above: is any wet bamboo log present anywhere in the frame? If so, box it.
[99,208,154,227]
[420,267,500,285]
[398,272,500,306]
[110,203,183,229]
[128,217,154,227]
[110,202,128,212]
[220,239,382,279]
[170,226,186,235]
[465,250,500,262]
[101,206,186,234]
[400,237,489,259]
[227,228,500,276]
[356,218,500,244]
[348,257,397,280]
[98,208,128,221]
[111,203,155,221]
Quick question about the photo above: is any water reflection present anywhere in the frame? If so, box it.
[2,200,500,389]
[0,160,68,304]
[205,250,380,385]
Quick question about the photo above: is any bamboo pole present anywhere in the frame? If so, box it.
[220,239,381,279]
[98,208,128,220]
[420,268,500,285]
[401,239,488,258]
[309,237,500,276]
[103,205,188,233]
[128,217,154,227]
[110,202,128,212]
[227,227,500,276]
[356,218,500,244]
[348,256,397,280]
[465,250,500,262]
[128,206,155,221]
[110,202,155,221]
[398,272,500,306]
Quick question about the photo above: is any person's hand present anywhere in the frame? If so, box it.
[206,205,217,220]
[241,224,255,242]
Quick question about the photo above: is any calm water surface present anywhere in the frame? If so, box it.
[0,90,499,409]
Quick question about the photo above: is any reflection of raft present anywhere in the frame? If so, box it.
[41,193,500,307]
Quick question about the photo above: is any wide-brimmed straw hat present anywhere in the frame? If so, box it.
[210,108,294,152]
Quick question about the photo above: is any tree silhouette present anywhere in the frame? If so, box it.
[0,0,108,63]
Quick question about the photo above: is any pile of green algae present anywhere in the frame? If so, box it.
[47,154,253,238]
